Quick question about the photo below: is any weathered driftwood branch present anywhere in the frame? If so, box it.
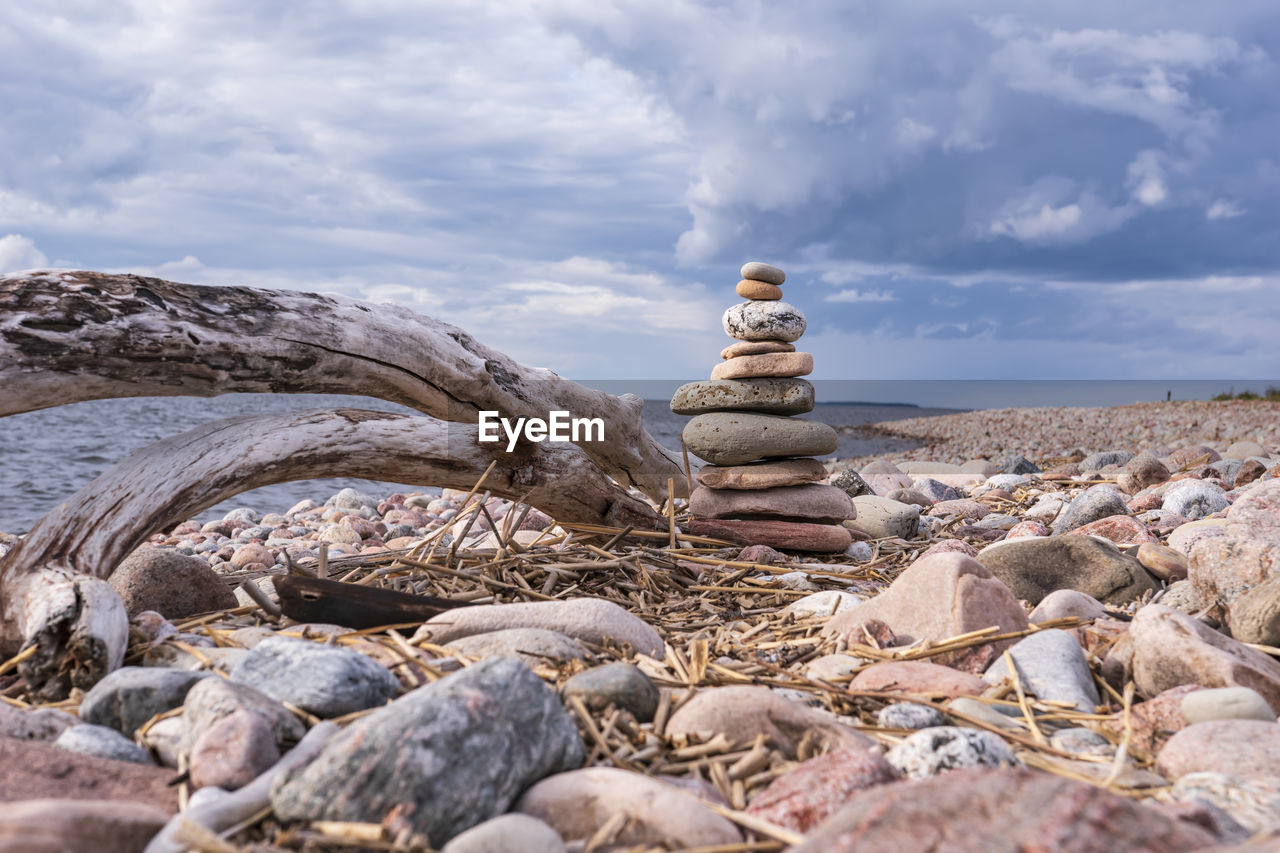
[0,270,683,500]
[0,408,663,698]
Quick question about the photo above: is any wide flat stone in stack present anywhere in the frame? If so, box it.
[672,262,855,553]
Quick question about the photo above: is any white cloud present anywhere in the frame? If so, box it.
[1206,199,1246,220]
[1126,150,1169,206]
[825,288,898,303]
[0,234,48,272]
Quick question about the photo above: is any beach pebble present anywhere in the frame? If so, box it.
[886,727,1019,778]
[829,467,874,498]
[844,541,873,561]
[1079,450,1134,472]
[683,412,837,466]
[1168,772,1280,837]
[1051,484,1129,533]
[851,661,986,699]
[273,657,584,845]
[54,724,153,764]
[1050,727,1112,756]
[666,685,873,757]
[1181,687,1277,724]
[229,636,399,718]
[326,487,379,510]
[1137,541,1189,581]
[1225,440,1269,459]
[517,767,740,849]
[825,552,1028,670]
[0,800,172,853]
[1028,589,1107,623]
[1171,445,1221,467]
[744,748,901,833]
[976,536,1158,605]
[561,662,659,722]
[441,814,566,853]
[414,598,664,658]
[446,628,589,666]
[1164,481,1230,520]
[785,589,864,619]
[998,454,1040,475]
[789,768,1216,853]
[181,675,310,751]
[109,546,237,618]
[720,339,795,359]
[689,517,853,553]
[844,496,920,540]
[983,473,1031,491]
[223,507,261,525]
[918,540,979,559]
[1064,514,1158,545]
[931,498,989,520]
[188,708,280,790]
[1005,519,1050,539]
[878,702,948,730]
[983,629,1100,711]
[946,697,1022,729]
[79,666,213,737]
[699,458,827,491]
[740,261,785,284]
[711,351,813,380]
[736,278,782,299]
[670,378,814,416]
[0,702,78,742]
[1156,719,1280,782]
[722,301,806,343]
[804,654,865,680]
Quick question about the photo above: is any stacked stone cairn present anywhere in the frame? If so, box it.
[671,262,855,553]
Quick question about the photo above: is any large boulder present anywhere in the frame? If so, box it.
[109,546,236,618]
[976,536,1159,605]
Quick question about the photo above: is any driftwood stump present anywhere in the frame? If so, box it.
[0,271,681,698]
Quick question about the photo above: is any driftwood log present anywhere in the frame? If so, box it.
[0,270,683,499]
[0,409,664,697]
[0,269,684,698]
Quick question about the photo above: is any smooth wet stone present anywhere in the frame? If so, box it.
[1164,481,1230,520]
[844,496,920,539]
[790,768,1216,853]
[54,724,153,765]
[1180,687,1277,724]
[720,339,795,359]
[665,685,873,757]
[736,278,783,299]
[745,748,901,833]
[441,814,566,853]
[1129,604,1280,713]
[0,702,78,742]
[722,300,806,342]
[188,709,279,790]
[181,676,306,751]
[273,657,584,846]
[1028,589,1107,623]
[670,378,814,416]
[690,483,853,524]
[983,629,1100,711]
[517,767,740,848]
[829,467,874,498]
[976,536,1159,605]
[711,351,813,380]
[0,800,173,853]
[562,662,659,722]
[79,666,212,736]
[688,518,852,552]
[1157,719,1280,781]
[1052,484,1130,534]
[683,412,837,465]
[885,727,1018,778]
[826,553,1029,671]
[879,702,948,730]
[412,599,664,657]
[697,458,827,490]
[229,636,399,718]
[109,546,238,618]
[740,261,785,284]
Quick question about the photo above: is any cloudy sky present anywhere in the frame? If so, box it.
[2,1,1278,381]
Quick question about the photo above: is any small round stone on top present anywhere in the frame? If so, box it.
[740,262,785,285]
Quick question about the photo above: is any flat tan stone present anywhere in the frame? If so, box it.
[737,279,783,300]
[711,352,813,380]
[697,458,828,490]
[665,685,874,756]
[691,483,854,524]
[670,378,814,416]
[721,340,795,359]
[683,412,837,465]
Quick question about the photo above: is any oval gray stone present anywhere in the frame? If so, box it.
[740,261,785,285]
[229,636,399,718]
[1051,484,1129,534]
[79,666,213,736]
[683,412,837,466]
[722,301,805,343]
[1181,687,1277,724]
[562,662,660,722]
[976,536,1160,605]
[982,629,1100,712]
[670,378,814,416]
[54,724,154,764]
[271,656,584,845]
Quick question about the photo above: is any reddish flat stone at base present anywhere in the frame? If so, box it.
[0,735,179,811]
[689,518,852,553]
